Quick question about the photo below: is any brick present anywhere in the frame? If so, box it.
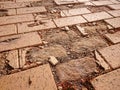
[98,44,120,69]
[0,2,28,9]
[18,19,56,33]
[83,12,112,22]
[91,69,120,90]
[0,64,57,90]
[107,10,120,17]
[94,51,110,70]
[0,9,16,16]
[61,8,91,17]
[16,0,42,2]
[0,24,17,37]
[0,32,42,52]
[110,0,120,3]
[108,4,120,9]
[0,50,19,68]
[53,16,87,27]
[19,48,30,68]
[91,0,113,6]
[105,17,120,28]
[17,6,47,15]
[0,14,34,25]
[54,0,79,5]
[105,31,120,44]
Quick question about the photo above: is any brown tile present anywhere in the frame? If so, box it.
[91,69,120,90]
[17,6,47,15]
[108,4,120,9]
[0,64,57,90]
[53,16,87,27]
[105,17,120,28]
[0,24,17,37]
[61,8,91,17]
[91,0,113,6]
[105,31,120,44]
[0,9,16,16]
[83,12,112,22]
[98,44,120,69]
[16,0,42,2]
[107,10,120,17]
[0,2,28,9]
[0,14,34,25]
[18,20,56,33]
[0,32,42,52]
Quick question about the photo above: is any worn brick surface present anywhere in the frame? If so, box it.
[17,6,47,15]
[0,24,17,37]
[53,16,87,27]
[91,68,120,90]
[108,4,120,9]
[18,20,56,33]
[105,17,120,28]
[105,31,120,44]
[61,8,91,17]
[0,32,42,52]
[0,64,57,90]
[83,12,112,22]
[98,44,120,69]
[0,14,34,25]
[107,10,120,17]
[91,0,113,6]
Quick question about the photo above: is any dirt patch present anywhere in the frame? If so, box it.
[56,57,98,81]
[25,45,68,63]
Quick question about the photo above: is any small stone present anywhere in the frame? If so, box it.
[48,56,59,65]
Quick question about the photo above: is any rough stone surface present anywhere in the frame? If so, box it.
[91,68,120,90]
[0,14,34,25]
[98,44,120,69]
[105,31,120,44]
[105,17,120,28]
[53,16,87,27]
[0,24,17,37]
[0,64,57,90]
[0,32,42,52]
[83,12,112,22]
[56,57,97,81]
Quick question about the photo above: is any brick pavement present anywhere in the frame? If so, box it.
[0,0,120,90]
